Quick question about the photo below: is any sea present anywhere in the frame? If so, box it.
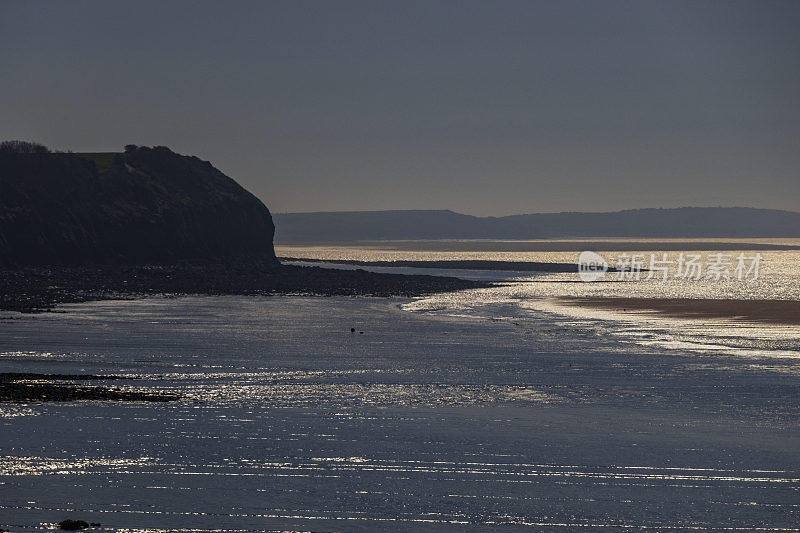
[1,240,798,531]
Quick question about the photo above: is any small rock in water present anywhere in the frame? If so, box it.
[58,519,90,530]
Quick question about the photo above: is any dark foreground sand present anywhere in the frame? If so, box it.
[564,297,800,325]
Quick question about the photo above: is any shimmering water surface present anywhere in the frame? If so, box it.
[277,239,800,300]
[281,240,800,359]
[2,240,800,531]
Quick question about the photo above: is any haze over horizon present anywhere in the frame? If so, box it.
[2,0,799,216]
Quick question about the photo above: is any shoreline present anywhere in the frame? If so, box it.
[561,297,800,326]
[0,263,490,313]
[280,257,589,272]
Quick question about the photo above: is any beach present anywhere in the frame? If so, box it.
[0,263,487,313]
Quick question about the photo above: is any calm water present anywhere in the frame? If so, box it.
[1,240,799,531]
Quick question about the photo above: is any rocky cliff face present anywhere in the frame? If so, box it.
[0,145,277,265]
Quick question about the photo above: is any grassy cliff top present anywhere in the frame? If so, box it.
[74,152,120,172]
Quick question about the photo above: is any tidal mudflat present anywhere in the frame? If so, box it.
[1,295,798,531]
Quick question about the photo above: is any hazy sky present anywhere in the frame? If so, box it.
[1,1,799,216]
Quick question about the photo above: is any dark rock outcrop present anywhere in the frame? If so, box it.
[0,373,179,403]
[0,145,277,265]
[57,519,90,530]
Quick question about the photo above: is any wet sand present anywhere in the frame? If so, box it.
[564,297,800,325]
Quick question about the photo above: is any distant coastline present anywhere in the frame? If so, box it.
[274,207,800,243]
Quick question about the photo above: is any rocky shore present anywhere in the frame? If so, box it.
[0,373,178,403]
[0,262,490,313]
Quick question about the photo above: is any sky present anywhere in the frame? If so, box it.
[1,0,799,216]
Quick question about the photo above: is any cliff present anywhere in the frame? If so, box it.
[0,145,277,265]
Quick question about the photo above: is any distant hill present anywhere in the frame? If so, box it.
[274,207,800,243]
[0,145,277,265]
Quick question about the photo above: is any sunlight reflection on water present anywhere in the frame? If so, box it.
[278,240,800,360]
